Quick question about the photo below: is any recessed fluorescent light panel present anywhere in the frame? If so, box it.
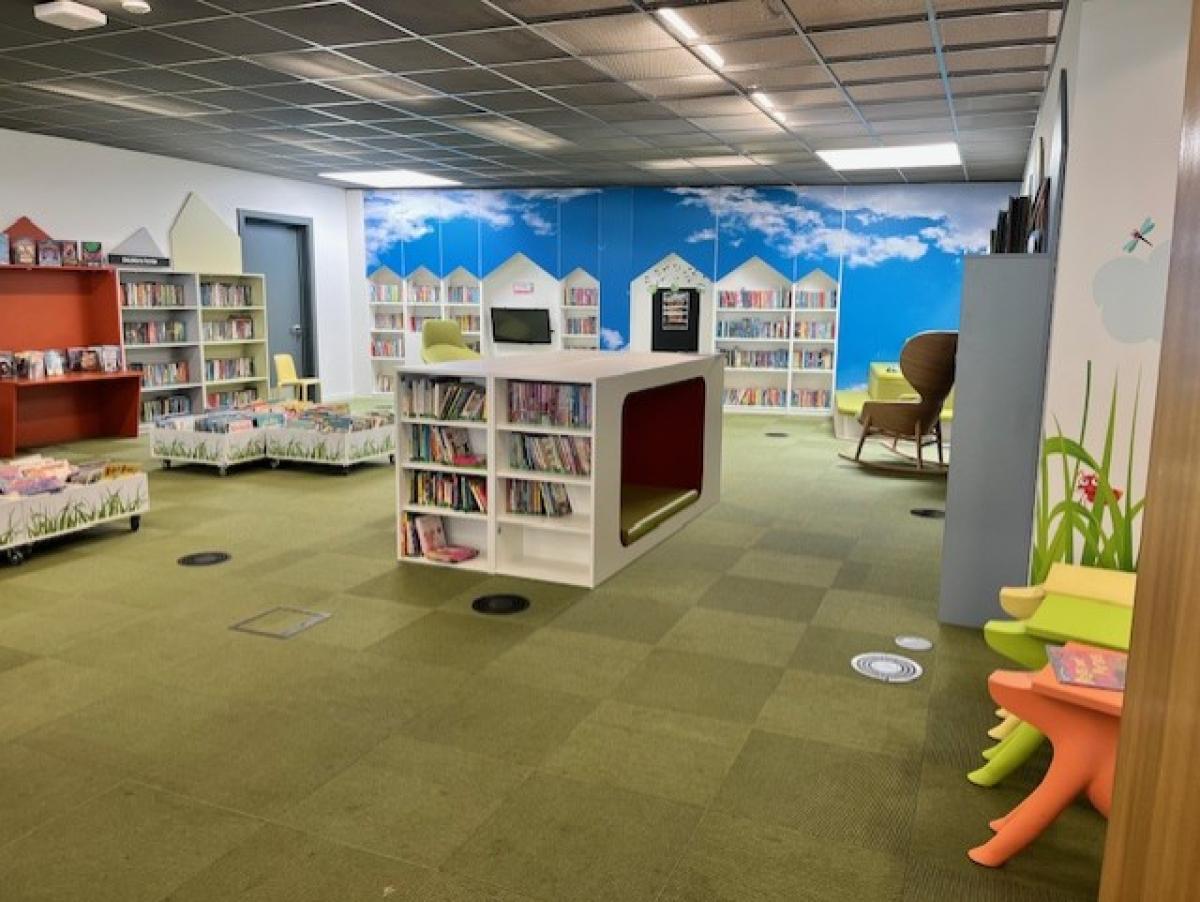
[34,1,106,30]
[655,8,698,41]
[453,117,569,151]
[320,170,462,188]
[695,44,724,69]
[817,142,962,171]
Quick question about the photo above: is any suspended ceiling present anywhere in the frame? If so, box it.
[0,0,1062,185]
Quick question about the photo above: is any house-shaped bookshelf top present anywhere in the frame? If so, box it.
[368,265,402,286]
[716,257,791,292]
[111,227,168,261]
[444,265,480,285]
[406,265,440,305]
[635,253,712,291]
[563,266,598,287]
[170,192,241,274]
[3,216,50,242]
[795,267,838,291]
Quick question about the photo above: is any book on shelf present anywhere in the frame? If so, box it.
[0,352,13,378]
[716,317,789,339]
[724,387,786,408]
[507,381,592,429]
[506,477,573,517]
[398,512,480,561]
[125,319,187,345]
[409,284,440,304]
[204,357,254,381]
[207,388,258,409]
[564,315,597,336]
[405,377,487,421]
[141,393,192,422]
[122,282,184,308]
[446,285,479,305]
[793,319,836,339]
[718,288,784,310]
[370,283,402,303]
[371,337,402,357]
[409,471,487,513]
[1047,644,1127,691]
[43,350,64,377]
[201,282,253,308]
[374,313,404,330]
[792,388,831,409]
[792,288,837,310]
[794,348,833,370]
[59,241,79,266]
[565,286,598,307]
[409,423,485,468]
[10,237,35,265]
[375,373,394,394]
[36,239,61,267]
[510,433,592,476]
[722,348,788,369]
[203,317,254,342]
[451,314,480,333]
[132,360,189,387]
[80,242,103,266]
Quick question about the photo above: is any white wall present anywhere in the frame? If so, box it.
[0,129,358,398]
[1032,0,1191,576]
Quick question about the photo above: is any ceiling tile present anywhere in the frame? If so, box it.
[435,28,569,65]
[813,21,933,59]
[728,64,832,91]
[848,79,947,103]
[252,3,408,45]
[542,14,676,55]
[949,71,1046,95]
[102,66,217,92]
[939,10,1058,47]
[715,35,813,70]
[544,82,644,105]
[588,48,713,81]
[493,58,611,87]
[353,0,512,34]
[6,43,129,74]
[832,55,940,82]
[175,59,291,87]
[339,39,466,72]
[464,90,559,113]
[76,31,216,66]
[162,18,307,54]
[944,45,1052,74]
[251,81,361,105]
[407,67,515,93]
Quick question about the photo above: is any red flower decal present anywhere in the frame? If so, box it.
[1077,472,1123,504]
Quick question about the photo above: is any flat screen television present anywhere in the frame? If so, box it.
[491,307,552,344]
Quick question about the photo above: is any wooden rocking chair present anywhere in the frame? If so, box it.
[840,330,958,475]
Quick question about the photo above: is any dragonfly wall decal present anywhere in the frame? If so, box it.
[1123,216,1155,253]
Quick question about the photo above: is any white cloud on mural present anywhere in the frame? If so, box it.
[600,328,627,351]
[667,183,1011,267]
[365,188,583,262]
[686,228,716,243]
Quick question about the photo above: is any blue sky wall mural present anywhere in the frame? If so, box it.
[364,182,1013,389]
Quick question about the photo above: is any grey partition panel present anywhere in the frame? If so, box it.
[938,255,1055,627]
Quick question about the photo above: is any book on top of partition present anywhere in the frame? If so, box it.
[1046,644,1127,691]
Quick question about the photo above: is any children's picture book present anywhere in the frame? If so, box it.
[79,348,100,372]
[43,349,64,377]
[414,514,447,551]
[66,347,85,372]
[80,241,103,266]
[59,240,79,266]
[424,545,479,564]
[36,239,61,267]
[11,236,35,265]
[1047,644,1127,691]
[0,352,13,378]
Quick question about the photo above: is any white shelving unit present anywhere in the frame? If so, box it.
[199,274,269,411]
[711,260,840,416]
[393,351,722,588]
[561,268,599,350]
[119,269,269,425]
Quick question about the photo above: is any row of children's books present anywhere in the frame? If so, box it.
[506,478,573,517]
[716,317,789,339]
[122,282,184,308]
[506,381,592,429]
[509,433,591,476]
[792,389,831,409]
[203,317,254,342]
[793,320,836,339]
[565,287,598,307]
[201,283,254,308]
[2,235,102,267]
[409,472,487,513]
[722,348,788,369]
[132,360,189,387]
[141,394,192,422]
[563,316,597,335]
[125,320,186,345]
[370,283,402,303]
[724,387,786,408]
[205,357,255,381]
[405,378,487,421]
[447,285,479,304]
[371,337,402,358]
[718,289,785,310]
[398,512,479,563]
[409,424,484,468]
[409,285,440,303]
[794,349,834,370]
[208,388,259,408]
[0,346,122,379]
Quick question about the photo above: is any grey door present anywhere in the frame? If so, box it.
[239,215,314,379]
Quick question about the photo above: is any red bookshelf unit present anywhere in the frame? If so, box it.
[0,265,139,457]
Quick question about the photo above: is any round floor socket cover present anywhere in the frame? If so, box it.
[764,431,790,438]
[471,594,530,615]
[895,635,934,652]
[910,508,946,519]
[177,551,231,567]
[850,652,924,684]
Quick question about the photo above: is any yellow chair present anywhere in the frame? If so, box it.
[274,353,320,402]
[421,320,480,363]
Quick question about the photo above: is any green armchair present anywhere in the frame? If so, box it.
[421,320,481,364]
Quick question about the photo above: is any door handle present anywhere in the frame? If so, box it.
[290,324,303,336]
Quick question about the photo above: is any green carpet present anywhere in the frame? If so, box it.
[0,415,1105,901]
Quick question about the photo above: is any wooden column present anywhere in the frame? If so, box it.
[1099,2,1200,897]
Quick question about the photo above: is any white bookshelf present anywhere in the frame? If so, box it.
[561,268,599,350]
[119,269,270,425]
[368,266,404,395]
[393,352,722,588]
[199,273,270,412]
[711,260,840,416]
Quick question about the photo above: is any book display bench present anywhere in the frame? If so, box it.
[394,351,722,587]
[153,406,394,476]
[1,458,148,565]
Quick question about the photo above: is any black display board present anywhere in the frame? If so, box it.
[651,287,700,352]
